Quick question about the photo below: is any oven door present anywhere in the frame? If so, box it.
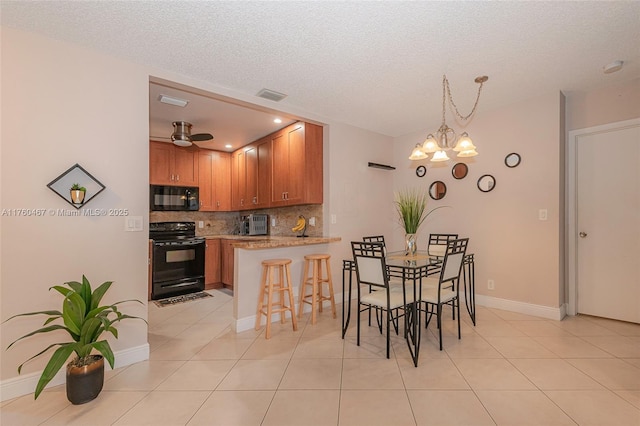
[152,239,205,299]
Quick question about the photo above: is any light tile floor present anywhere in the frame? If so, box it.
[2,289,640,425]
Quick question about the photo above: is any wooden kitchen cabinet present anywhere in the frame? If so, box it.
[231,149,246,210]
[270,122,323,207]
[231,138,271,210]
[204,238,221,289]
[150,140,199,186]
[199,150,231,211]
[221,239,236,288]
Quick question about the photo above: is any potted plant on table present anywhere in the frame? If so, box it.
[70,183,86,204]
[394,188,444,256]
[4,276,145,404]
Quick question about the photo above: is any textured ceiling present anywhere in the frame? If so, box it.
[2,1,639,145]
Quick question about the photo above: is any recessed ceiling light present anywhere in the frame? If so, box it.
[158,94,189,107]
[603,60,623,74]
[274,118,282,124]
[225,144,232,149]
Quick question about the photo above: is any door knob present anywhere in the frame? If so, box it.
[579,232,587,238]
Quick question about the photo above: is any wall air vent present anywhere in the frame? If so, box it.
[256,88,288,102]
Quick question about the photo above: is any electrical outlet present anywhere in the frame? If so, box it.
[331,214,337,224]
[488,279,495,290]
[198,221,204,228]
[271,218,276,227]
[309,217,316,226]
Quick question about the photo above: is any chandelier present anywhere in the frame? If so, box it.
[409,74,488,162]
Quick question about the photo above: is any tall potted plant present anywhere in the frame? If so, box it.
[394,188,443,255]
[4,276,145,404]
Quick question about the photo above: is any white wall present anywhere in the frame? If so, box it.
[1,28,150,387]
[392,93,564,310]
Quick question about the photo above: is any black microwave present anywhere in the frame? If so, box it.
[150,185,199,211]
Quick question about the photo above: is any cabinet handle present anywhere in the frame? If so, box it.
[240,199,244,206]
[176,175,180,181]
[253,197,257,204]
[216,201,220,207]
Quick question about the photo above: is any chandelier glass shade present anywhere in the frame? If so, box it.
[409,75,488,162]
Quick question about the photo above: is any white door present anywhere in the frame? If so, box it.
[573,120,640,323]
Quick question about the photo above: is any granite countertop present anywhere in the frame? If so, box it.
[203,235,341,249]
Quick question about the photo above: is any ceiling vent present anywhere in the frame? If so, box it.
[256,88,287,102]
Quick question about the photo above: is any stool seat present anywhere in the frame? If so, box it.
[299,253,336,325]
[255,258,297,339]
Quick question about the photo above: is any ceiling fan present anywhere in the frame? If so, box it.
[168,121,213,147]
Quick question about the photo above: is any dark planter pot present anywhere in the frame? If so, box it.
[66,355,104,405]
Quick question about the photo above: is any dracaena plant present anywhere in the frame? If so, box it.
[4,276,145,399]
[394,188,446,234]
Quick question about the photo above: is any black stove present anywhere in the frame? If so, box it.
[149,222,205,300]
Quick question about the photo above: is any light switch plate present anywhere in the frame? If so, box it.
[125,216,143,232]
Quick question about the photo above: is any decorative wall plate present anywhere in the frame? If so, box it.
[416,165,426,177]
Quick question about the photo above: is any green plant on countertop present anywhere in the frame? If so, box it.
[70,183,86,192]
[394,188,446,234]
[4,276,146,399]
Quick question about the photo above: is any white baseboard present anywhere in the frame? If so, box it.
[0,343,149,402]
[475,294,566,320]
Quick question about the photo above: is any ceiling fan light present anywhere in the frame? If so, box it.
[172,136,192,147]
[409,143,428,160]
[431,150,450,162]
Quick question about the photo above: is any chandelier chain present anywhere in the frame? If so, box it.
[443,75,485,122]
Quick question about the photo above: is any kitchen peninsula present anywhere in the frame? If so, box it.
[209,235,341,332]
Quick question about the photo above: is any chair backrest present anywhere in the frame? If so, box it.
[351,241,389,291]
[363,235,386,255]
[439,238,469,285]
[428,233,459,257]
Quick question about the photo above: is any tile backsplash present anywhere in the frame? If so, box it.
[149,205,324,237]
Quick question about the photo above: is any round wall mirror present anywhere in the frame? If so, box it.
[477,174,496,192]
[505,152,521,168]
[429,181,447,200]
[452,163,468,179]
[416,165,427,177]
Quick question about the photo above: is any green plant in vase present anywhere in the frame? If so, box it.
[4,276,145,404]
[394,188,444,255]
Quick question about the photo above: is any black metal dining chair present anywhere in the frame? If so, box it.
[351,241,414,358]
[421,238,469,350]
[427,233,459,258]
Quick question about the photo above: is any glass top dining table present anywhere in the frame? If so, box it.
[341,250,476,367]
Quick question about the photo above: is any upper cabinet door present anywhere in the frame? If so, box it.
[212,151,231,211]
[198,150,214,211]
[149,141,174,185]
[270,122,323,207]
[172,147,199,186]
[149,141,199,186]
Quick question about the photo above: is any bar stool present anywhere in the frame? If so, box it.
[298,254,337,325]
[255,258,298,339]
